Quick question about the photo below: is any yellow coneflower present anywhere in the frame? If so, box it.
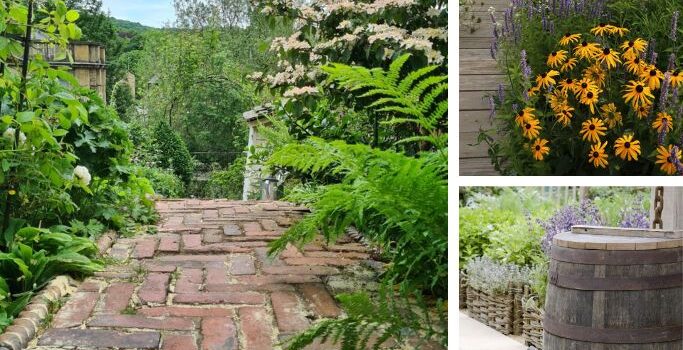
[527,86,540,97]
[521,118,542,139]
[531,138,550,160]
[548,89,569,113]
[574,41,601,60]
[640,65,663,90]
[620,38,647,61]
[560,58,578,73]
[590,23,617,36]
[515,107,536,126]
[600,103,623,128]
[625,57,646,75]
[623,80,654,109]
[614,134,641,161]
[535,70,560,89]
[584,64,606,87]
[574,78,597,98]
[593,47,621,69]
[611,26,630,37]
[655,145,682,175]
[669,69,683,88]
[559,33,582,46]
[555,105,575,127]
[580,117,607,143]
[634,104,651,119]
[652,112,674,133]
[580,89,601,114]
[588,141,609,168]
[558,78,576,94]
[547,50,568,68]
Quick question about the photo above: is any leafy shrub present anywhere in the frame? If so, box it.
[136,166,185,198]
[110,81,134,122]
[203,157,246,199]
[484,217,545,267]
[459,208,512,267]
[465,256,531,295]
[153,122,196,184]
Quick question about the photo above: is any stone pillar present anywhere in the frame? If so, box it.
[650,187,683,230]
[242,105,273,201]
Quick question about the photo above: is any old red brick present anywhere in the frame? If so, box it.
[205,283,294,293]
[298,283,342,318]
[183,243,250,254]
[158,254,225,262]
[222,224,241,236]
[184,213,203,225]
[175,268,203,293]
[101,282,136,314]
[158,234,180,252]
[326,243,368,252]
[219,207,236,216]
[202,228,224,243]
[270,291,310,333]
[38,329,160,348]
[133,237,157,258]
[232,275,321,286]
[174,292,264,305]
[203,209,219,219]
[254,247,285,267]
[260,219,279,231]
[305,251,370,259]
[79,278,105,292]
[139,306,234,318]
[139,273,170,304]
[280,244,304,258]
[51,292,99,328]
[88,315,194,330]
[234,206,250,214]
[205,262,227,284]
[238,307,273,349]
[182,234,202,248]
[202,317,237,350]
[262,265,340,276]
[228,254,255,275]
[284,257,355,266]
[241,222,261,233]
[163,334,198,350]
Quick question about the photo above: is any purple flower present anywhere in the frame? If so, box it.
[659,72,671,112]
[618,196,649,228]
[648,38,656,61]
[488,96,496,120]
[668,53,676,71]
[490,40,498,59]
[671,146,683,174]
[528,3,533,21]
[652,51,658,64]
[539,200,604,253]
[498,83,505,103]
[493,24,500,40]
[521,49,531,80]
[672,11,679,42]
[549,21,555,34]
[504,8,512,36]
[658,118,668,145]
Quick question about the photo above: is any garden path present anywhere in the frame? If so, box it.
[459,0,510,175]
[29,199,380,350]
[459,312,527,350]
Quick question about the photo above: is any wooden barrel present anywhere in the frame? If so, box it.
[544,226,683,350]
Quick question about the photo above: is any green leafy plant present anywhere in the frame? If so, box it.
[136,166,185,198]
[152,122,196,184]
[203,157,246,199]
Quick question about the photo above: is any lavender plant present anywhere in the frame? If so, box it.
[539,200,604,253]
[465,256,531,294]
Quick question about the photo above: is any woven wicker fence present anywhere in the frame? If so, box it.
[521,286,544,349]
[459,271,467,309]
[465,282,525,335]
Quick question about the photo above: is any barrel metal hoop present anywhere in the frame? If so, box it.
[551,246,683,265]
[548,269,683,290]
[543,316,683,344]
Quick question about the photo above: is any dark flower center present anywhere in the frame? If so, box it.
[599,23,606,27]
[541,73,547,78]
[635,85,644,93]
[565,33,571,37]
[581,82,588,88]
[624,142,631,148]
[518,110,524,116]
[582,41,588,46]
[673,70,681,76]
[603,48,610,55]
[667,157,673,163]
[628,41,634,47]
[650,69,657,76]
[535,145,541,151]
[589,124,596,130]
[634,58,640,64]
[525,123,532,129]
[593,151,600,158]
[552,51,557,56]
[567,78,573,84]
[587,92,594,98]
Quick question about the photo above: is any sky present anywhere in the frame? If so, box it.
[101,0,176,28]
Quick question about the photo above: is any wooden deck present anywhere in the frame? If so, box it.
[459,0,511,175]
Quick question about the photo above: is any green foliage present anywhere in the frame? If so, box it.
[152,122,196,184]
[110,81,134,122]
[68,219,105,239]
[203,157,246,199]
[283,288,447,350]
[484,219,545,267]
[136,166,185,198]
[267,138,447,297]
[459,209,511,267]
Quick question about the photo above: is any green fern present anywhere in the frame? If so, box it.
[321,54,448,150]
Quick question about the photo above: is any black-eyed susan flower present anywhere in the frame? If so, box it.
[588,141,609,168]
[558,78,576,93]
[669,69,683,88]
[600,103,623,128]
[535,70,560,89]
[521,118,542,139]
[574,78,597,98]
[590,23,617,36]
[547,50,568,68]
[652,112,674,133]
[635,104,651,119]
[580,89,601,114]
[623,80,654,109]
[560,58,578,73]
[625,57,646,75]
[594,47,621,69]
[614,134,641,161]
[655,145,682,175]
[574,41,601,60]
[580,117,607,142]
[611,26,630,37]
[531,138,550,160]
[555,105,575,126]
[515,107,536,126]
[640,65,663,90]
[559,33,581,46]
[620,38,647,60]
[548,89,569,112]
[584,64,606,87]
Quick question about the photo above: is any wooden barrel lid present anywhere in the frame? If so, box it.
[552,226,683,250]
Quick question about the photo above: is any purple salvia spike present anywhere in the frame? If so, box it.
[669,53,677,71]
[490,12,497,25]
[523,88,529,101]
[652,52,658,64]
[512,103,519,113]
[493,24,500,40]
[658,119,668,145]
[488,96,496,120]
[498,83,505,103]
[672,11,679,42]
[490,41,497,59]
[673,87,679,102]
[671,146,683,174]
[550,21,555,34]
[659,72,671,112]
[648,38,656,61]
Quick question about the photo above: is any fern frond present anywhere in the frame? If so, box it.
[387,53,411,85]
[397,65,440,92]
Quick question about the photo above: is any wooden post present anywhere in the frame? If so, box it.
[650,187,683,230]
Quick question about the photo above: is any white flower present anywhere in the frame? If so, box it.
[260,6,274,15]
[283,86,318,97]
[73,165,91,186]
[337,20,352,30]
[3,128,27,145]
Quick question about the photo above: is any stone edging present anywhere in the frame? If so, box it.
[0,276,74,350]
[0,231,117,350]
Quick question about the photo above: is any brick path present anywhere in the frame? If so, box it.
[30,200,380,350]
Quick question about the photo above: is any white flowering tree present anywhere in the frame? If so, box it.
[251,0,448,147]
